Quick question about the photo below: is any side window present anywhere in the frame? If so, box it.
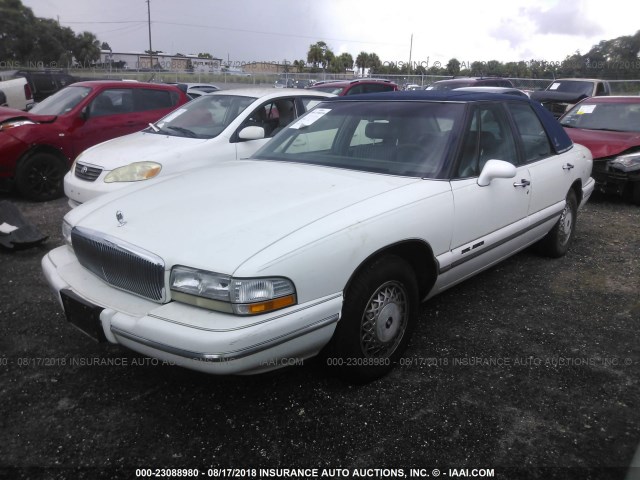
[89,89,131,117]
[133,88,175,111]
[345,84,365,95]
[239,99,296,139]
[363,83,395,94]
[507,103,552,162]
[595,83,606,96]
[301,97,324,111]
[456,105,518,178]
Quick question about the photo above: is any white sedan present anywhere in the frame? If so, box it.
[63,88,334,207]
[43,90,594,383]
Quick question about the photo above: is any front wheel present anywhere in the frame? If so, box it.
[323,255,419,383]
[537,189,578,258]
[15,153,67,201]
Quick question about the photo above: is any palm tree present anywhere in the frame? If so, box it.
[73,31,101,66]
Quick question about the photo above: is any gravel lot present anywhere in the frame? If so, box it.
[0,190,638,480]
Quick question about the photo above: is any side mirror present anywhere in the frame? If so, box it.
[477,159,517,187]
[238,125,265,141]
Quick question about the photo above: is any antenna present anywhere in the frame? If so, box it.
[147,0,153,71]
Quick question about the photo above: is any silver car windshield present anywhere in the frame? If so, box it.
[151,94,256,139]
[30,86,92,115]
[253,100,464,179]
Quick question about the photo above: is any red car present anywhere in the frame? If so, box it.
[0,80,188,201]
[560,96,640,205]
[307,78,398,96]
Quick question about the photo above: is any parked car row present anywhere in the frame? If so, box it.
[0,72,636,382]
[0,81,189,200]
[64,88,334,207]
[41,89,596,383]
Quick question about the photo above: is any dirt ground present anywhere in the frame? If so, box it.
[0,190,638,480]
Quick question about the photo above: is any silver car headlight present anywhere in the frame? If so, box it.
[170,266,297,315]
[610,152,640,173]
[104,162,162,183]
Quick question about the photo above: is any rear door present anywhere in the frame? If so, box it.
[506,102,572,216]
[72,87,180,156]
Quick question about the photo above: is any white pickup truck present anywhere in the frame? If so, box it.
[0,76,35,111]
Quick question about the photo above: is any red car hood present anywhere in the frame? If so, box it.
[0,107,56,123]
[565,128,640,160]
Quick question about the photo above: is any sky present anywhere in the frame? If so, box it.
[21,0,639,68]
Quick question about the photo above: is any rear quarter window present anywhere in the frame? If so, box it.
[134,88,178,111]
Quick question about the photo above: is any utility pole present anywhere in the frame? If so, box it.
[409,33,413,75]
[147,0,153,70]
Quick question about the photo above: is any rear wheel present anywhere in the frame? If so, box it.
[323,255,419,383]
[537,189,578,258]
[15,153,67,201]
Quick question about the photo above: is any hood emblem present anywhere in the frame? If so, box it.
[116,210,126,227]
[80,165,88,175]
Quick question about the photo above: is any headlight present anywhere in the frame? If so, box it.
[170,266,297,315]
[104,162,162,183]
[62,220,72,247]
[610,153,640,173]
[0,119,37,131]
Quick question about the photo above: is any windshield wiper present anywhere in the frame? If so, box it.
[147,122,160,132]
[166,126,198,138]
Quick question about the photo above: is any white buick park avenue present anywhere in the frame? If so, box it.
[42,91,594,382]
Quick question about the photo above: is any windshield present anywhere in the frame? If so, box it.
[252,100,464,178]
[546,81,593,96]
[561,101,640,132]
[30,86,92,115]
[150,94,256,139]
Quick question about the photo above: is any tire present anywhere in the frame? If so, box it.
[323,255,419,383]
[15,153,67,201]
[537,189,578,258]
[632,182,640,206]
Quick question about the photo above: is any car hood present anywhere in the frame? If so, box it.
[66,160,430,275]
[0,107,56,123]
[565,128,640,159]
[530,90,588,104]
[77,131,209,169]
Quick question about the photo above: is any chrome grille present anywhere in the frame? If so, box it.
[71,227,165,302]
[74,162,102,182]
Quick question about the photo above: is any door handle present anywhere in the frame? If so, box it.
[513,179,531,188]
[563,163,575,170]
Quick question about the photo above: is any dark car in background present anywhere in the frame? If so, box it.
[560,96,640,204]
[13,70,78,103]
[307,78,398,95]
[531,78,612,118]
[0,80,188,201]
[426,77,514,91]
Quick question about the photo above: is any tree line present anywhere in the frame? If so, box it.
[0,0,102,68]
[302,32,640,80]
[2,0,639,80]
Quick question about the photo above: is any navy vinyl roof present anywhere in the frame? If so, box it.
[326,90,573,153]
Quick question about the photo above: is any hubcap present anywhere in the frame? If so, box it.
[360,281,408,358]
[559,204,574,246]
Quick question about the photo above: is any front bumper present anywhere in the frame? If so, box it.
[592,161,640,194]
[42,246,342,375]
[63,169,125,208]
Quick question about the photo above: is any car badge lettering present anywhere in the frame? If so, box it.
[116,210,126,227]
